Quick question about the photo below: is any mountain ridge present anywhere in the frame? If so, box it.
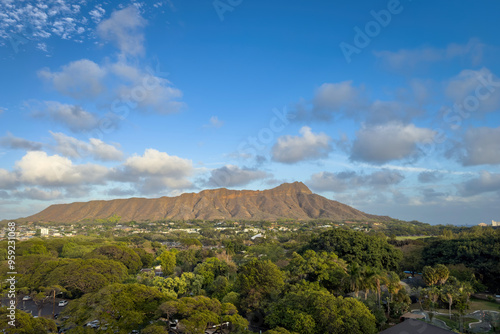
[20,182,391,223]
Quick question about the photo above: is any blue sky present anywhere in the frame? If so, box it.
[1,0,500,225]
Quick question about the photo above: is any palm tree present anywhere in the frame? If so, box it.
[372,268,387,307]
[386,271,403,302]
[346,262,362,298]
[386,271,403,318]
[440,286,455,319]
[360,266,375,300]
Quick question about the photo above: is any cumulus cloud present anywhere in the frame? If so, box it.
[15,151,109,187]
[0,132,43,151]
[203,165,270,188]
[33,102,100,133]
[50,132,123,161]
[311,81,364,119]
[374,39,485,70]
[123,148,192,178]
[38,59,106,99]
[293,81,424,124]
[459,171,500,196]
[110,60,184,114]
[0,168,18,189]
[272,126,332,164]
[455,126,500,166]
[445,67,500,114]
[307,170,404,193]
[112,149,194,194]
[97,6,146,56]
[350,122,436,164]
[0,148,196,200]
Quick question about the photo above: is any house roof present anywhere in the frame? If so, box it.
[380,319,454,334]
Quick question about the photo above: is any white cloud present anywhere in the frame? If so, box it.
[34,101,101,133]
[112,148,194,194]
[123,148,192,178]
[374,39,485,70]
[0,168,18,189]
[458,126,500,166]
[460,171,500,196]
[307,170,404,193]
[97,6,146,56]
[350,122,436,164]
[0,0,89,47]
[294,81,422,124]
[445,67,500,114]
[272,126,332,164]
[15,151,109,187]
[313,81,364,117]
[38,59,106,99]
[50,132,123,161]
[89,5,105,23]
[203,165,270,188]
[110,60,184,114]
[0,132,43,151]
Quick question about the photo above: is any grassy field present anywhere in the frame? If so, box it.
[394,236,432,240]
[435,314,479,330]
[469,297,500,311]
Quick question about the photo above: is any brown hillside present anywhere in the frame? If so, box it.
[21,182,390,223]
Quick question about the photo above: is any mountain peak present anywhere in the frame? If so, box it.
[21,181,388,223]
[273,182,312,194]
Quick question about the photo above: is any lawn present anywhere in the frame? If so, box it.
[394,236,432,240]
[435,314,479,330]
[469,297,500,312]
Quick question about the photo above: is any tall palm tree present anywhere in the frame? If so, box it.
[360,266,375,300]
[386,272,403,302]
[386,271,402,318]
[440,286,455,319]
[367,268,387,307]
[346,262,362,298]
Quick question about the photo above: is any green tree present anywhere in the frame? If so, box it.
[266,284,377,334]
[158,249,177,276]
[157,296,248,334]
[422,266,438,286]
[0,307,56,333]
[236,259,285,313]
[63,283,167,332]
[86,245,142,274]
[286,250,347,293]
[305,229,402,270]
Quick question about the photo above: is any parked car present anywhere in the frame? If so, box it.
[86,320,99,328]
[22,295,32,301]
[58,300,68,307]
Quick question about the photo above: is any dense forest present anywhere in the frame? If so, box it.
[1,222,499,333]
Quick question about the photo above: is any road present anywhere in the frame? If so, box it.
[1,297,70,319]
